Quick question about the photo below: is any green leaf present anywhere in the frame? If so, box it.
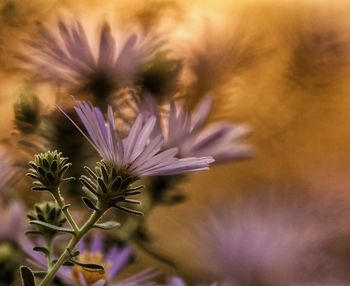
[30,220,75,234]
[20,266,36,286]
[62,204,71,211]
[97,178,108,193]
[124,198,140,205]
[50,160,58,172]
[33,247,50,258]
[33,271,47,278]
[82,197,100,211]
[70,259,104,273]
[94,221,120,230]
[84,166,97,180]
[113,204,143,216]
[63,261,75,267]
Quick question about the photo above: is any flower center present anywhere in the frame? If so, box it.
[71,251,110,286]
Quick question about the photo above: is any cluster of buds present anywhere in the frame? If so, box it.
[80,161,143,215]
[27,150,73,191]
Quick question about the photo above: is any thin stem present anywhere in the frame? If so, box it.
[43,236,53,268]
[39,210,102,286]
[52,187,79,233]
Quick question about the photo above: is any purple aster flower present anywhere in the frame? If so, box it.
[180,196,350,285]
[23,233,158,286]
[59,100,213,177]
[142,94,252,163]
[18,20,162,103]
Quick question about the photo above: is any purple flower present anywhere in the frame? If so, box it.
[59,100,213,177]
[0,147,20,193]
[0,200,25,242]
[181,197,350,285]
[23,233,158,286]
[166,276,217,286]
[19,20,162,101]
[142,94,252,163]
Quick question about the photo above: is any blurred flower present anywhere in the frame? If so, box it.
[183,196,350,285]
[13,92,41,134]
[286,14,350,90]
[166,276,217,286]
[19,20,162,105]
[0,200,25,283]
[0,145,20,193]
[23,233,158,286]
[59,100,213,177]
[137,52,182,101]
[186,21,259,98]
[143,95,252,163]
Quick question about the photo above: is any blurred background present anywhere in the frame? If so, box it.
[2,0,350,285]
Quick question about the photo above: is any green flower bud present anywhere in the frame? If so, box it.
[80,161,143,215]
[27,150,73,191]
[27,201,66,237]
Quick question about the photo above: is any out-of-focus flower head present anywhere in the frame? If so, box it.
[143,94,252,163]
[185,20,259,99]
[0,199,25,283]
[136,52,182,102]
[181,196,350,285]
[13,92,41,134]
[285,12,350,91]
[59,100,214,178]
[18,19,163,105]
[23,233,158,286]
[0,145,20,193]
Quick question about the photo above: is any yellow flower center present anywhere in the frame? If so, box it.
[71,251,110,286]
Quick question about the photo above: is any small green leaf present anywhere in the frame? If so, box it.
[33,271,47,278]
[62,204,71,211]
[84,166,97,180]
[63,261,75,267]
[70,259,104,273]
[45,172,55,182]
[33,247,50,258]
[82,197,100,211]
[94,221,120,230]
[50,160,58,171]
[113,204,143,216]
[31,186,52,192]
[97,178,108,193]
[30,220,75,234]
[20,266,36,286]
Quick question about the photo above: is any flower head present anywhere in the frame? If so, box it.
[143,95,252,163]
[19,20,162,103]
[23,233,157,286]
[59,101,213,178]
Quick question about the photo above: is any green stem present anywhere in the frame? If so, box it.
[52,188,79,233]
[39,210,102,286]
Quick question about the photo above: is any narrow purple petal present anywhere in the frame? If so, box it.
[90,233,103,253]
[106,246,132,279]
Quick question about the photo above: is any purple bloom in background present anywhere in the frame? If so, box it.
[18,20,162,101]
[166,276,217,286]
[0,146,20,192]
[182,196,350,285]
[23,233,158,286]
[59,100,213,177]
[0,199,25,242]
[143,94,252,163]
